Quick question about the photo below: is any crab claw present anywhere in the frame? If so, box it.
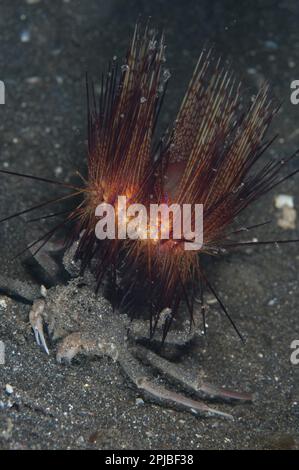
[29,298,49,355]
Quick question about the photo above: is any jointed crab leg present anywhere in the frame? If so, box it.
[120,348,233,419]
[133,345,252,403]
[135,377,233,419]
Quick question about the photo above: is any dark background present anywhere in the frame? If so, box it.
[0,0,298,450]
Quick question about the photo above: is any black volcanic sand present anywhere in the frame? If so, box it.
[0,0,299,450]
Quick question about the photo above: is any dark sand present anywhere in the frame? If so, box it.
[0,0,299,450]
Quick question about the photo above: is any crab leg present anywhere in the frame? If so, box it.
[135,377,233,419]
[119,348,233,419]
[133,346,252,403]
